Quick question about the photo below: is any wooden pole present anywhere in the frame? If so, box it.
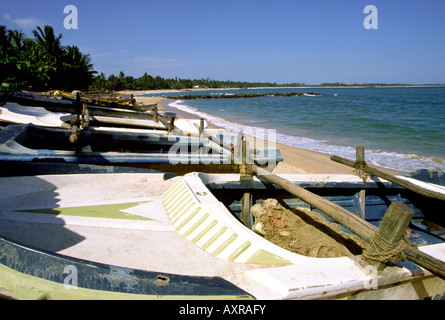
[355,147,367,182]
[192,123,234,152]
[356,147,365,165]
[241,192,251,228]
[75,92,81,123]
[81,103,89,129]
[358,190,366,219]
[234,132,243,158]
[240,139,253,228]
[356,147,367,218]
[252,165,445,280]
[69,114,80,144]
[167,117,175,134]
[199,118,205,135]
[153,105,158,122]
[330,155,445,202]
[253,165,376,240]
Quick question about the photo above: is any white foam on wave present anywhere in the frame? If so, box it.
[278,133,445,171]
[168,100,445,172]
[168,100,250,132]
[277,132,445,171]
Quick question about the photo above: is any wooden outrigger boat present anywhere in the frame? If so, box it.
[0,123,283,175]
[54,91,137,109]
[0,99,219,136]
[1,94,177,131]
[0,102,71,128]
[0,166,444,300]
[0,92,284,175]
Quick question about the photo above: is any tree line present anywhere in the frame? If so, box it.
[1,25,96,92]
[89,72,307,92]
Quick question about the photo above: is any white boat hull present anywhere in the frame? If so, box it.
[0,172,444,299]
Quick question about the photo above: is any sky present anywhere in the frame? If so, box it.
[1,0,445,84]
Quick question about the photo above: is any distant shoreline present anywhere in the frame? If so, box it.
[121,84,445,97]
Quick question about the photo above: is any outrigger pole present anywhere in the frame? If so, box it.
[251,164,445,280]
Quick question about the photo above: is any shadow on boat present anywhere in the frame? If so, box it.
[0,162,177,255]
[0,161,178,180]
[0,175,86,252]
[0,171,253,300]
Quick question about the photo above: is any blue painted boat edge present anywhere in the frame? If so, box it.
[0,234,254,300]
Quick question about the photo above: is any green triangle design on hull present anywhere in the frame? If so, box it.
[15,201,154,221]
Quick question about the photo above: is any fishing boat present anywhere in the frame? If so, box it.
[0,123,283,175]
[54,90,136,109]
[0,92,284,175]
[0,102,71,128]
[0,98,177,131]
[0,169,444,299]
[0,98,226,138]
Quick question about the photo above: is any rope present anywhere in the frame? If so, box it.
[353,161,379,183]
[354,161,370,182]
[362,232,415,263]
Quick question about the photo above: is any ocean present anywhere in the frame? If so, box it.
[144,86,445,172]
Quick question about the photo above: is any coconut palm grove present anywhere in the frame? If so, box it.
[0,25,96,92]
[1,24,311,94]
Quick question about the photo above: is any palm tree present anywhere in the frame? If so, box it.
[8,29,27,54]
[0,26,9,55]
[0,26,29,91]
[62,45,96,90]
[31,25,64,88]
[1,24,97,91]
[32,25,63,58]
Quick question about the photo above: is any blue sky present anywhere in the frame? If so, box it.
[1,0,445,84]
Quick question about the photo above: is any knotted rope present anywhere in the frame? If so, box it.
[362,232,416,264]
[353,160,376,182]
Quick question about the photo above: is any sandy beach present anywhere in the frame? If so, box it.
[131,93,401,175]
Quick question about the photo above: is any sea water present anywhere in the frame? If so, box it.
[144,86,445,172]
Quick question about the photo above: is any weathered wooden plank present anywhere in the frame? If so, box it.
[379,202,413,244]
